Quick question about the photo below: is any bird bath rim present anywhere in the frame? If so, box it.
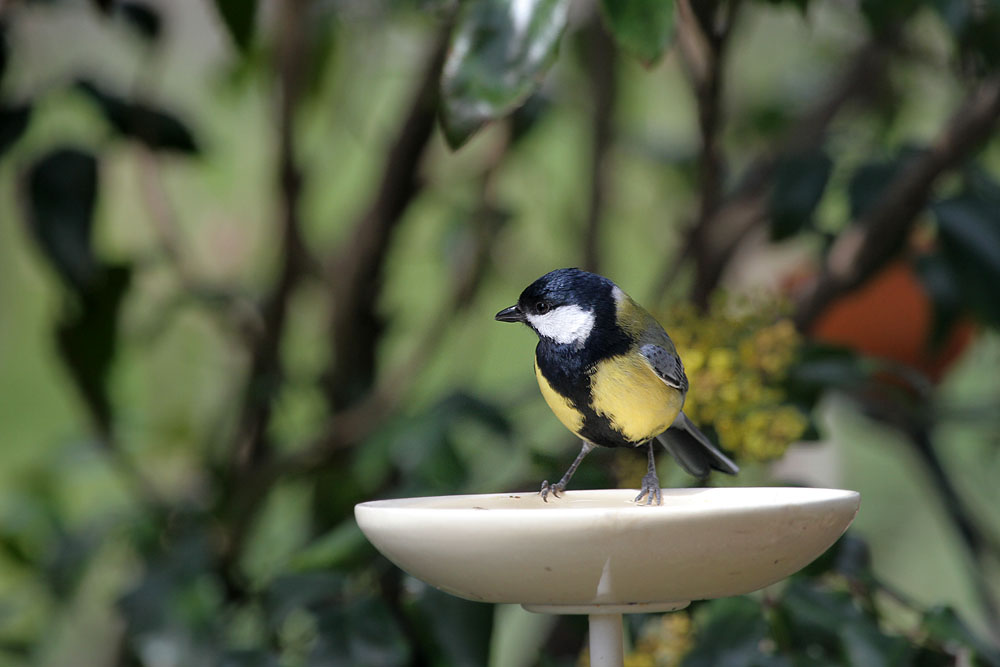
[355,487,860,609]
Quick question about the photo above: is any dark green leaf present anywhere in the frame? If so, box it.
[931,0,1000,72]
[24,148,99,291]
[847,148,923,220]
[410,586,494,667]
[770,149,833,241]
[932,194,1000,327]
[860,0,923,34]
[76,79,199,154]
[509,91,552,146]
[311,594,410,667]
[264,572,345,628]
[45,530,101,599]
[913,252,964,349]
[758,0,811,12]
[599,0,674,65]
[290,521,373,572]
[684,597,786,667]
[962,162,1000,208]
[116,1,161,42]
[802,532,872,580]
[921,606,1000,666]
[784,343,870,409]
[118,525,217,636]
[842,621,913,666]
[220,650,280,667]
[777,578,860,657]
[440,0,571,149]
[56,265,132,431]
[213,0,258,53]
[0,104,32,157]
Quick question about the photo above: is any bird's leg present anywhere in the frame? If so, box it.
[634,441,662,505]
[541,441,595,501]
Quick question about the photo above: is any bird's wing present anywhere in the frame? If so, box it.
[639,344,689,394]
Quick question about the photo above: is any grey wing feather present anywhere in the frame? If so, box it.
[639,344,689,394]
[657,412,740,477]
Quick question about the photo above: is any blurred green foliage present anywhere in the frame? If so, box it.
[1,0,1000,665]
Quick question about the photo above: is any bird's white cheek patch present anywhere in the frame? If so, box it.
[527,305,596,345]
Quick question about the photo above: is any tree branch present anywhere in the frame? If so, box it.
[794,73,1000,329]
[653,37,893,305]
[673,0,741,307]
[229,0,311,472]
[581,16,617,273]
[322,27,451,410]
[222,157,509,559]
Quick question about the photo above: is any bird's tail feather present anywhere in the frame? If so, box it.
[655,411,739,478]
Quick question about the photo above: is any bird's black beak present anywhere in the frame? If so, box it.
[495,305,525,323]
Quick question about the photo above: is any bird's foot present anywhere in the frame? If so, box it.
[634,472,662,506]
[540,480,565,502]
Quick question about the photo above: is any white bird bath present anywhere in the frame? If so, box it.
[355,487,860,666]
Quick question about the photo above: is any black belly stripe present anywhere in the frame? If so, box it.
[535,339,640,449]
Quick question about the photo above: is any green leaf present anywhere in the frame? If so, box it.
[932,194,1000,327]
[860,0,923,34]
[684,597,786,667]
[931,0,1000,72]
[913,252,964,349]
[0,104,32,157]
[311,595,410,666]
[220,650,280,667]
[777,578,860,657]
[213,0,259,53]
[76,79,199,154]
[599,0,675,65]
[290,520,373,572]
[801,533,872,580]
[410,585,494,667]
[847,148,923,220]
[264,572,345,628]
[921,606,1000,666]
[769,149,833,241]
[56,265,132,431]
[24,148,99,291]
[440,0,571,149]
[784,343,870,409]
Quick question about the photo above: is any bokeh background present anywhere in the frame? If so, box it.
[2,0,1000,664]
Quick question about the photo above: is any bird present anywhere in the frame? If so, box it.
[495,268,738,504]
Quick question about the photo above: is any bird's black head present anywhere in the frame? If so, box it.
[495,268,621,348]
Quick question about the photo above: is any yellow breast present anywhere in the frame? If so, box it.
[589,353,683,443]
[535,358,585,435]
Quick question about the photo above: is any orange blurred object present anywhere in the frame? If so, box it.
[808,260,976,383]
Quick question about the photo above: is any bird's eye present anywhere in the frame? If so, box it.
[535,301,550,314]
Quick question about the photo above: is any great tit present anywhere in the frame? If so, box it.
[495,268,738,504]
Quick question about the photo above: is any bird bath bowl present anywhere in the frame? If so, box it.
[355,487,859,666]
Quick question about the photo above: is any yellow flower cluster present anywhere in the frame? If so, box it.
[578,612,693,667]
[663,297,808,463]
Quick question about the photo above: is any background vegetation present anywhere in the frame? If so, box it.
[2,0,1000,664]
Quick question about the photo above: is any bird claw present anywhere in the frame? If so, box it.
[634,472,662,506]
[540,480,564,502]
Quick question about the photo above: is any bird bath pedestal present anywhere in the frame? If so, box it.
[355,488,860,667]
